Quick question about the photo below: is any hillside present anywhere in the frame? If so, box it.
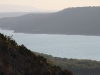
[35,52,100,75]
[0,7,100,35]
[0,33,73,75]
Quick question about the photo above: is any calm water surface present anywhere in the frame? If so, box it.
[0,29,100,61]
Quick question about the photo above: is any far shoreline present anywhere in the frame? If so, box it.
[0,28,100,37]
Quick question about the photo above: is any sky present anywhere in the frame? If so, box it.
[0,0,100,11]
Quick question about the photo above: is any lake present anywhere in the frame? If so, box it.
[0,28,100,61]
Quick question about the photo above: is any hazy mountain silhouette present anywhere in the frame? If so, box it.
[0,12,31,18]
[0,4,42,12]
[0,7,100,35]
[0,4,55,18]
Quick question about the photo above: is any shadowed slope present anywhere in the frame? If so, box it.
[0,33,73,75]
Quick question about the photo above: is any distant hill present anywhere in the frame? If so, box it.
[0,4,42,12]
[0,5,54,18]
[0,7,100,35]
[0,12,31,18]
[0,33,73,75]
[0,4,43,18]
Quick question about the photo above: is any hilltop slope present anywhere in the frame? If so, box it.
[0,33,73,75]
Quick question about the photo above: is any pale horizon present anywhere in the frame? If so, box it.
[0,0,100,11]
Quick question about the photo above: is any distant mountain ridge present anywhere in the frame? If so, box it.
[0,7,100,35]
[0,4,42,12]
[0,12,31,18]
[0,4,55,18]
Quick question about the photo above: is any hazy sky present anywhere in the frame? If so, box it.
[0,0,100,10]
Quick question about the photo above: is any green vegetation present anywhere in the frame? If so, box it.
[34,52,100,75]
[0,33,73,75]
[34,52,100,69]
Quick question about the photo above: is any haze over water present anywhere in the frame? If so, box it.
[0,28,100,61]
